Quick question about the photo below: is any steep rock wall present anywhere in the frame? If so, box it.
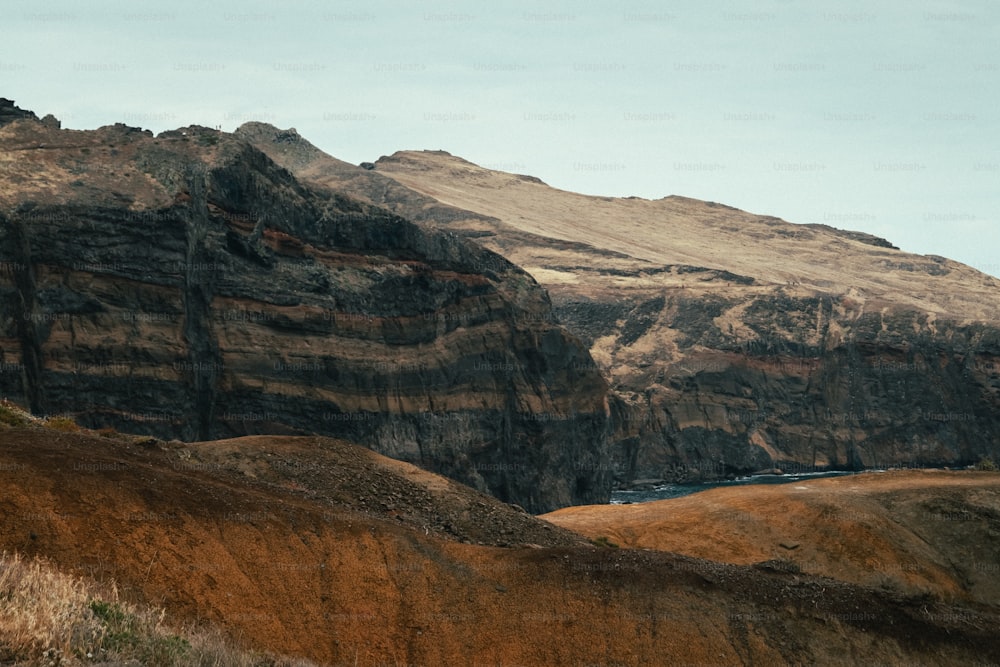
[0,114,610,512]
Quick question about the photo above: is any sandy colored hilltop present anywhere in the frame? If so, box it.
[545,469,1000,606]
[373,149,1000,321]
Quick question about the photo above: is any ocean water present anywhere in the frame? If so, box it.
[610,470,867,504]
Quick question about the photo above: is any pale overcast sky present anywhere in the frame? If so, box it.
[5,0,999,278]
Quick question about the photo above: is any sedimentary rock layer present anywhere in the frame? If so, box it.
[0,106,610,512]
[241,137,1000,484]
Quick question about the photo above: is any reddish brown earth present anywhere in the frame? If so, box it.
[545,470,1000,606]
[2,424,1000,666]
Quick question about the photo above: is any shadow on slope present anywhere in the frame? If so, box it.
[1,423,998,666]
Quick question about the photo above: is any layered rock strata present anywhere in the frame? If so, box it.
[0,105,610,512]
[239,131,1000,485]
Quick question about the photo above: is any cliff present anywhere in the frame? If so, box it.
[0,103,610,512]
[238,137,1000,485]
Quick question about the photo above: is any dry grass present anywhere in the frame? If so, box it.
[0,551,316,666]
[42,416,80,433]
[376,150,1000,321]
[0,400,36,427]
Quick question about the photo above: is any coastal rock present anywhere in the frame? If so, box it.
[271,147,999,485]
[0,111,611,512]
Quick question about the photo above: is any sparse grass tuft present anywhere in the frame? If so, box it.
[0,406,134,443]
[975,457,998,472]
[0,551,317,666]
[43,416,80,433]
[88,599,141,654]
[590,536,619,549]
[0,400,34,427]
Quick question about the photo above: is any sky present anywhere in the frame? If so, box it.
[5,0,998,278]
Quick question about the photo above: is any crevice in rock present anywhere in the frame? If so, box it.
[3,212,44,413]
[181,170,222,441]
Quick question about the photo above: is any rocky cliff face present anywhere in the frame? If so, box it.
[244,143,1000,486]
[603,294,1000,483]
[0,104,611,512]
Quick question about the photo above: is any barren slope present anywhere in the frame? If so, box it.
[373,150,1000,319]
[545,470,1000,606]
[3,424,1000,666]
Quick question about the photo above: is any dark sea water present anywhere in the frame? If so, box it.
[610,470,866,504]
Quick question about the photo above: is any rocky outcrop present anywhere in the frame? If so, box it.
[0,104,611,512]
[0,98,38,126]
[233,123,501,232]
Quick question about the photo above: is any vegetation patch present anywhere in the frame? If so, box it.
[0,400,34,427]
[0,551,316,666]
[590,536,620,549]
[43,415,80,433]
[976,457,998,472]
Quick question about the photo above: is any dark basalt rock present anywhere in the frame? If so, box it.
[0,113,612,513]
[600,294,1000,485]
[233,122,1000,490]
[0,98,39,127]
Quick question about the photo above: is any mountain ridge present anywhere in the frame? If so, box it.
[372,149,997,315]
[1,102,999,665]
[237,129,1000,486]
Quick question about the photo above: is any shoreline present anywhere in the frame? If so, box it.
[610,466,975,504]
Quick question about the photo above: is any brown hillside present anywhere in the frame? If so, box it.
[2,425,1000,665]
[545,470,1000,606]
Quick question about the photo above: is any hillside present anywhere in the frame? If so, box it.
[371,150,999,319]
[546,469,1000,607]
[2,420,999,665]
[238,127,1000,485]
[3,102,999,664]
